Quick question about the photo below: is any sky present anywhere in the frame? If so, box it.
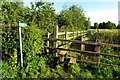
[23,0,119,26]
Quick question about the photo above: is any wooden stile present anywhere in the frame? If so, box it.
[59,51,67,62]
[69,55,76,64]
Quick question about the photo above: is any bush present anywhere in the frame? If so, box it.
[2,61,18,78]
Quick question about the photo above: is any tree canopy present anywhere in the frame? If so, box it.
[91,21,117,29]
[58,5,91,31]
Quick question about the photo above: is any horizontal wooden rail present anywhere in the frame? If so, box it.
[44,38,120,48]
[58,32,66,35]
[58,42,71,47]
[58,31,86,35]
[77,60,119,67]
[45,46,120,58]
[44,38,99,45]
[100,43,120,48]
[53,57,119,67]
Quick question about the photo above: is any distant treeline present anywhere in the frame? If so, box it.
[91,21,120,29]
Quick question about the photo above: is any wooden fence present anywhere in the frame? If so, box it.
[44,25,120,67]
[47,25,87,48]
[44,38,120,67]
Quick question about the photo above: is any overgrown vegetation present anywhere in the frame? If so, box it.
[1,0,120,78]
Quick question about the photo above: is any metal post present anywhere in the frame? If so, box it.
[19,21,23,67]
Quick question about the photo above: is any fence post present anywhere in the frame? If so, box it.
[65,32,67,48]
[65,32,67,40]
[54,25,58,39]
[94,35,100,62]
[73,31,74,40]
[81,36,85,62]
[53,25,58,57]
[44,32,49,55]
[47,32,50,55]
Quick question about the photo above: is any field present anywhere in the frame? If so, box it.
[1,1,120,78]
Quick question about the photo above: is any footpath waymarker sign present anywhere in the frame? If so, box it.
[19,22,27,28]
[18,21,27,67]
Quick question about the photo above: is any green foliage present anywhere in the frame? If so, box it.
[94,22,99,29]
[87,29,119,44]
[69,64,81,77]
[2,1,46,78]
[117,24,120,29]
[36,2,57,33]
[81,71,94,78]
[91,21,117,29]
[2,2,24,26]
[85,29,120,78]
[1,1,120,79]
[58,5,90,31]
[21,56,50,78]
[22,26,43,59]
[2,61,18,78]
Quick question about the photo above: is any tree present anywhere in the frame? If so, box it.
[117,24,120,29]
[94,22,99,29]
[35,2,57,33]
[106,21,116,29]
[99,23,103,29]
[97,21,116,29]
[58,5,90,31]
[2,1,46,78]
[84,17,91,29]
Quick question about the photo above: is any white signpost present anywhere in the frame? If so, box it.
[18,21,27,67]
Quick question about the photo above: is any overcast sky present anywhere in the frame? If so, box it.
[23,0,119,26]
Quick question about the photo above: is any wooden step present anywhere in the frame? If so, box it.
[59,51,67,62]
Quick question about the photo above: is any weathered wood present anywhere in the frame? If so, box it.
[59,51,67,62]
[59,51,67,55]
[44,38,120,48]
[100,43,120,48]
[44,38,99,45]
[94,36,100,62]
[45,46,120,58]
[52,57,119,67]
[65,32,67,39]
[60,55,65,62]
[65,32,67,48]
[44,28,120,67]
[53,25,58,57]
[69,55,76,64]
[77,60,119,67]
[73,31,74,40]
[81,36,85,62]
[58,32,66,35]
[54,25,58,47]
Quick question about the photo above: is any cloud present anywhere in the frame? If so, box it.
[85,9,118,26]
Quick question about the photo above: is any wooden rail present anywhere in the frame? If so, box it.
[45,25,120,67]
[45,38,120,48]
[44,37,120,67]
[58,31,86,35]
[45,46,120,58]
